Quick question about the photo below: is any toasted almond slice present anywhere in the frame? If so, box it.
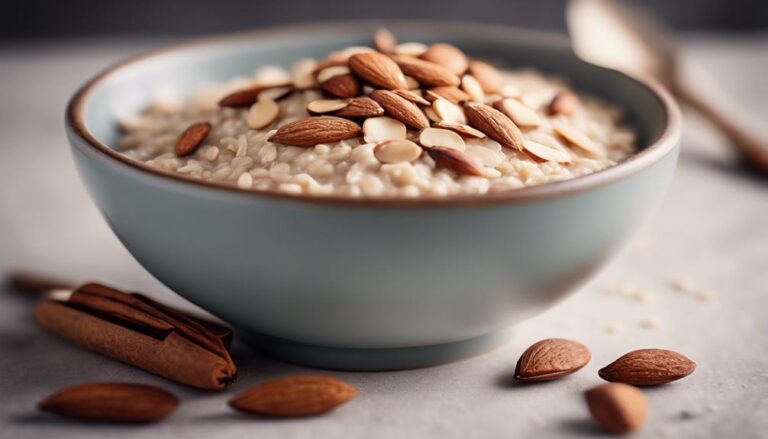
[420,43,468,76]
[549,90,580,115]
[374,139,423,163]
[348,52,408,90]
[554,125,600,155]
[393,89,430,106]
[320,74,360,98]
[335,97,385,118]
[247,99,280,130]
[494,98,541,128]
[432,98,466,124]
[258,86,293,102]
[419,128,466,151]
[404,75,420,90]
[175,121,211,157]
[218,82,292,108]
[461,75,485,102]
[363,117,407,143]
[374,28,397,54]
[391,55,461,87]
[370,90,430,129]
[523,139,572,163]
[426,147,484,176]
[317,65,351,83]
[395,42,428,56]
[307,99,350,114]
[426,87,470,104]
[312,58,347,75]
[268,116,362,147]
[501,83,521,98]
[466,144,503,167]
[464,102,524,151]
[468,60,503,93]
[292,59,319,89]
[424,106,441,123]
[433,121,486,139]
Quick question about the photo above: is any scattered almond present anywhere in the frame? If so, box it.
[433,98,467,125]
[370,90,430,129]
[585,383,647,434]
[219,82,291,108]
[426,86,470,104]
[320,73,360,98]
[229,375,357,417]
[554,125,600,155]
[247,99,280,130]
[363,116,407,143]
[374,139,423,163]
[433,121,486,138]
[348,52,408,90]
[599,349,696,386]
[394,42,428,56]
[424,106,441,123]
[514,338,591,382]
[391,54,461,87]
[426,147,484,176]
[175,121,211,157]
[421,43,468,76]
[461,75,485,102]
[549,90,579,115]
[39,382,178,423]
[494,98,541,128]
[463,102,524,151]
[334,97,385,118]
[419,128,466,151]
[307,99,350,114]
[393,89,431,106]
[468,60,503,93]
[523,140,572,163]
[292,59,319,89]
[316,65,350,83]
[374,28,397,54]
[404,75,421,90]
[268,116,361,147]
[258,86,293,102]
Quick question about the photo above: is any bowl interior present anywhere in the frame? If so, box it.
[79,22,668,156]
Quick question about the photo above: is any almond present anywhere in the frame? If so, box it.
[585,383,647,434]
[334,97,385,118]
[419,127,467,151]
[393,89,430,106]
[553,125,601,155]
[229,375,357,417]
[175,121,211,157]
[348,52,407,90]
[463,102,524,150]
[461,74,485,102]
[292,59,318,89]
[433,121,486,139]
[307,99,350,115]
[374,139,423,163]
[523,140,572,163]
[394,42,428,57]
[374,28,397,54]
[370,89,430,129]
[246,99,280,130]
[363,117,407,143]
[494,98,541,128]
[549,90,580,115]
[316,64,350,83]
[514,338,591,382]
[38,382,178,423]
[426,147,484,176]
[420,43,468,76]
[268,116,361,147]
[599,349,696,386]
[426,86,470,104]
[391,54,461,87]
[468,60,503,93]
[258,86,294,102]
[218,82,292,108]
[320,73,360,98]
[432,98,467,124]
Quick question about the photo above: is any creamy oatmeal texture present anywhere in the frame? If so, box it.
[118,32,637,198]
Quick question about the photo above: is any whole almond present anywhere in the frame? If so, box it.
[334,97,385,118]
[585,383,647,434]
[426,147,484,176]
[426,86,471,104]
[374,28,397,54]
[463,102,524,150]
[468,60,503,93]
[420,43,468,76]
[39,382,178,423]
[514,338,591,382]
[268,116,361,147]
[391,54,461,87]
[175,121,211,157]
[370,90,430,130]
[229,375,357,417]
[549,90,580,115]
[320,73,360,98]
[348,52,407,90]
[599,349,696,386]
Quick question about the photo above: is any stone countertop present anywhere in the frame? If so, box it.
[0,34,766,439]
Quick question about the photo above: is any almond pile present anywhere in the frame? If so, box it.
[179,29,581,175]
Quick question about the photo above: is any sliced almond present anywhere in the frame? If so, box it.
[393,89,430,106]
[320,73,360,98]
[501,83,521,98]
[426,147,484,176]
[549,90,580,115]
[258,86,293,102]
[247,99,280,130]
[514,338,590,382]
[432,98,467,125]
[395,42,428,56]
[391,54,460,87]
[307,99,349,115]
[553,125,601,155]
[468,60,503,93]
[420,43,468,76]
[292,59,319,89]
[585,383,647,434]
[312,58,347,75]
[335,97,385,118]
[348,52,407,90]
[374,139,422,163]
[424,106,441,123]
[363,117,407,143]
[523,140,572,163]
[374,28,397,54]
[433,121,486,139]
[419,128,466,151]
[461,75,485,102]
[494,98,541,128]
[268,116,362,147]
[316,65,351,84]
[466,144,502,167]
[404,75,420,90]
[463,102,524,151]
[175,121,211,157]
[599,349,696,386]
[370,89,430,130]
[218,82,292,108]
[426,86,470,104]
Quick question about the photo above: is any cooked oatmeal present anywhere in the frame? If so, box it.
[118,31,637,198]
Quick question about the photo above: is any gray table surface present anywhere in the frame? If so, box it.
[1,33,766,439]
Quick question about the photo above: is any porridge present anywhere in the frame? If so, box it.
[118,29,637,198]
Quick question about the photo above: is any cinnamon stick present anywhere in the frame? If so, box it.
[35,283,237,390]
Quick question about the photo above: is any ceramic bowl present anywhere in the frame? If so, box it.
[66,22,681,370]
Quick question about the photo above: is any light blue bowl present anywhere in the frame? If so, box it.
[66,22,681,370]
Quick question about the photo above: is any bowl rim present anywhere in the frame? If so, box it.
[66,20,682,208]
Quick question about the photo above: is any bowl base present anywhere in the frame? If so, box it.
[239,328,516,371]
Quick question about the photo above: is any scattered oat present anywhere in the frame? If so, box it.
[237,172,253,189]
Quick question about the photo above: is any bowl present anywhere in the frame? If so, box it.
[66,21,681,370]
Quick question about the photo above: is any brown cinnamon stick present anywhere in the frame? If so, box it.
[35,283,237,390]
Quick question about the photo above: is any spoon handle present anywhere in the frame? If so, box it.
[674,80,768,174]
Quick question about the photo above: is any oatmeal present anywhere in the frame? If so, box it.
[118,30,637,198]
